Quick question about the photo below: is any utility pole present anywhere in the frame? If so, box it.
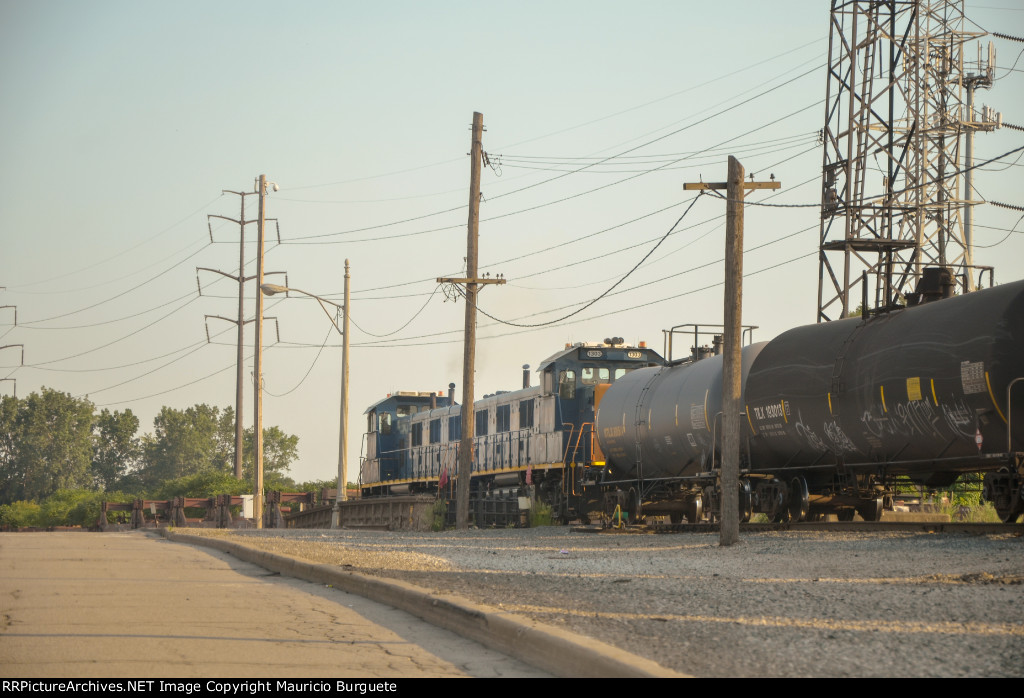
[685,157,780,546]
[0,300,16,397]
[201,190,257,480]
[200,191,285,480]
[332,259,351,528]
[0,343,23,398]
[438,112,505,530]
[254,174,269,529]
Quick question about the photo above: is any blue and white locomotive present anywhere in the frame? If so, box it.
[359,339,664,522]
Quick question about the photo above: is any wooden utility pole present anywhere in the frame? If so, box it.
[438,112,504,530]
[685,157,780,546]
[254,174,268,529]
[338,260,351,507]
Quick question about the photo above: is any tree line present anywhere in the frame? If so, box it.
[0,387,320,525]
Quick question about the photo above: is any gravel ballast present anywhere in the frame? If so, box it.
[177,526,1023,678]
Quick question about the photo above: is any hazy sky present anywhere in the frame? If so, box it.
[1,1,1022,485]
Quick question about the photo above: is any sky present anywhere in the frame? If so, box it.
[1,1,1022,487]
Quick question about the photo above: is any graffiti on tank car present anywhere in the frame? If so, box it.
[860,395,976,444]
[893,400,944,439]
[861,407,897,439]
[794,411,828,452]
[940,398,975,439]
[823,420,858,454]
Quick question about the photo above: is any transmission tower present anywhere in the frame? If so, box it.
[817,0,999,321]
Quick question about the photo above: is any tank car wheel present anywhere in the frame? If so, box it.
[687,492,704,524]
[788,477,809,522]
[986,468,1024,523]
[994,497,1024,524]
[995,505,1023,524]
[739,481,752,523]
[856,496,884,522]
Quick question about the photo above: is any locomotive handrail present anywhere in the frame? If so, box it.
[566,422,595,496]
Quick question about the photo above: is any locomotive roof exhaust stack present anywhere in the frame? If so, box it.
[448,382,456,405]
[522,364,530,389]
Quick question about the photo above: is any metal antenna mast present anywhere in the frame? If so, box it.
[818,0,998,321]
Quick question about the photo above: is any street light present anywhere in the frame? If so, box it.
[260,260,351,528]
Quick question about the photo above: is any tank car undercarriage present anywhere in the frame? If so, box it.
[593,454,1024,525]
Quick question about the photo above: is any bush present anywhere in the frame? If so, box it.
[36,489,129,528]
[0,501,42,529]
[151,471,252,500]
[431,499,448,531]
[529,500,554,527]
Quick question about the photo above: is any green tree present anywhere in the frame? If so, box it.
[243,425,299,481]
[0,394,21,503]
[91,408,141,491]
[214,406,237,474]
[1,389,95,504]
[141,404,223,488]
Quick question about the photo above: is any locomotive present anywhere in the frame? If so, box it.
[360,274,1024,524]
[360,340,665,524]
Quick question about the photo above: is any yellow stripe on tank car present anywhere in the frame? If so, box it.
[781,400,788,424]
[704,389,710,431]
[880,385,887,413]
[985,372,1008,424]
[931,379,939,406]
[746,406,757,435]
[827,392,833,415]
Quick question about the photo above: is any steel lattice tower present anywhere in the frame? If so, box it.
[817,0,991,321]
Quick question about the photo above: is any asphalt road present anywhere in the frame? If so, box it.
[0,531,550,678]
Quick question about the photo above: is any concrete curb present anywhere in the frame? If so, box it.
[161,529,687,678]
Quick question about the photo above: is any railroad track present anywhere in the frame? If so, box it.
[575,521,1024,534]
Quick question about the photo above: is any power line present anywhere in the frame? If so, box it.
[5,194,224,292]
[283,68,823,245]
[445,194,702,329]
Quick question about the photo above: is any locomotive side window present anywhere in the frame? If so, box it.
[519,399,534,428]
[429,418,441,444]
[448,415,461,441]
[496,404,511,432]
[614,368,630,380]
[380,412,392,435]
[476,408,488,436]
[559,370,576,399]
[411,422,423,446]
